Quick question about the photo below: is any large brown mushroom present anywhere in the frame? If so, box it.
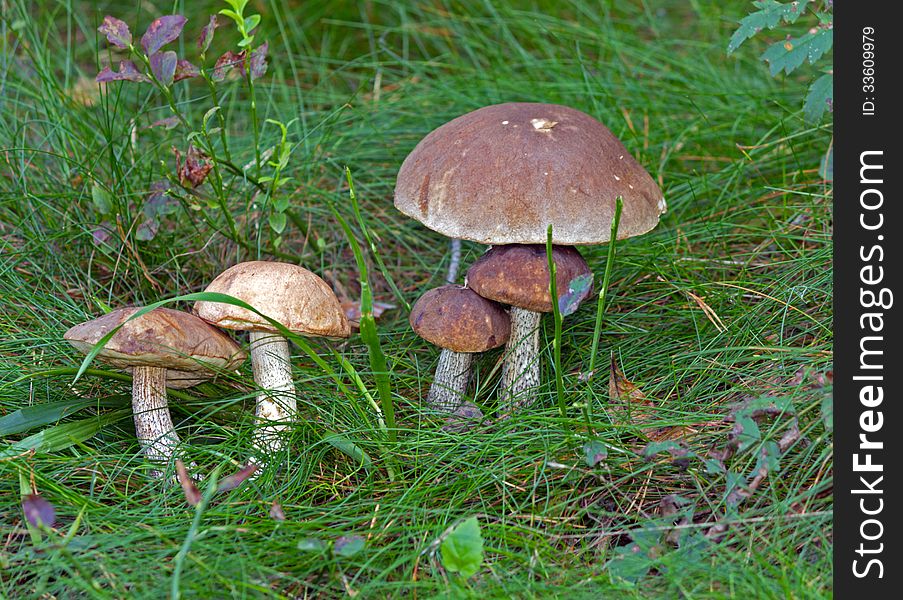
[395,102,665,410]
[64,307,246,475]
[193,261,350,460]
[409,285,510,421]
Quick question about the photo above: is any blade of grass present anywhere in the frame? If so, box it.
[546,225,566,419]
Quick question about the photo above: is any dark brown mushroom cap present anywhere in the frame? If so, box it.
[394,102,665,245]
[193,261,351,339]
[64,307,247,389]
[466,245,593,313]
[409,285,511,353]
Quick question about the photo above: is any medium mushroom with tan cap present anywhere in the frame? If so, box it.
[395,102,665,409]
[409,285,510,421]
[193,261,350,459]
[64,307,246,475]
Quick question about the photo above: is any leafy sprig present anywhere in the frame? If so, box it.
[728,1,833,123]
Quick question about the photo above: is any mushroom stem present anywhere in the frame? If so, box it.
[426,348,474,413]
[500,307,543,411]
[249,331,297,457]
[131,366,179,472]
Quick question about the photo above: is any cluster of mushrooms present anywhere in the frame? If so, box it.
[65,262,350,476]
[64,102,664,477]
[398,103,665,423]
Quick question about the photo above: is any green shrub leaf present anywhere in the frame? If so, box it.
[441,517,484,578]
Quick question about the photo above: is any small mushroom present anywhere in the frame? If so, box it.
[64,307,246,476]
[466,245,592,410]
[193,261,350,460]
[409,285,510,423]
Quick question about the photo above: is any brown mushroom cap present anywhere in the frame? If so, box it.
[64,307,247,389]
[394,102,665,246]
[410,285,511,353]
[466,245,593,313]
[193,261,351,339]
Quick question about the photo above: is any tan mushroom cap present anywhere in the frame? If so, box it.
[466,245,593,313]
[64,307,247,389]
[410,285,511,353]
[394,102,665,245]
[193,261,351,339]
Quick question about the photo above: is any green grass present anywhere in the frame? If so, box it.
[1,0,832,597]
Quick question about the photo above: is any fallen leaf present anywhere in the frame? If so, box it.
[340,299,396,327]
[175,459,201,506]
[269,501,286,521]
[609,354,654,423]
[22,494,55,528]
[216,463,258,492]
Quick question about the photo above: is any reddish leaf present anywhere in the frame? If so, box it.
[557,272,593,316]
[216,463,258,492]
[340,299,396,327]
[98,16,132,49]
[176,460,201,506]
[198,15,218,54]
[249,42,269,80]
[174,59,200,82]
[269,501,286,521]
[174,145,213,188]
[212,50,245,81]
[96,60,148,83]
[149,51,178,86]
[22,494,56,528]
[92,221,114,246]
[141,15,187,56]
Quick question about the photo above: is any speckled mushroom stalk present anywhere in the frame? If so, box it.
[498,306,543,409]
[131,365,179,465]
[64,307,246,478]
[193,261,350,464]
[247,331,297,455]
[410,285,510,424]
[467,245,592,411]
[427,349,474,412]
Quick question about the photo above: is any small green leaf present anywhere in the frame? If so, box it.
[297,538,327,553]
[91,183,113,214]
[218,9,241,24]
[804,73,833,123]
[821,393,833,431]
[243,14,261,32]
[734,413,761,452]
[333,535,366,557]
[441,517,483,578]
[583,439,608,467]
[268,211,287,234]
